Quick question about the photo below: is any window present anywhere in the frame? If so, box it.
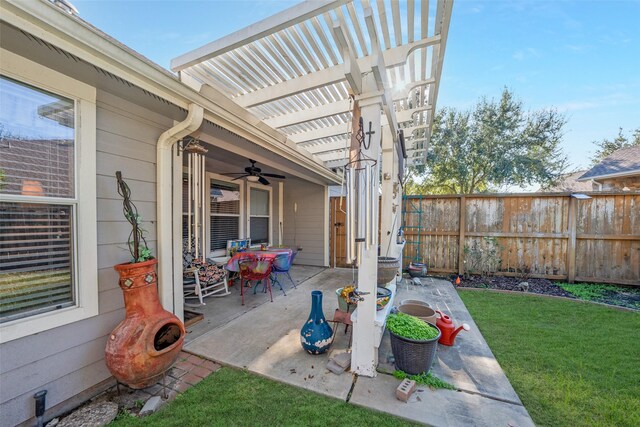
[0,49,97,343]
[209,178,241,254]
[248,185,271,245]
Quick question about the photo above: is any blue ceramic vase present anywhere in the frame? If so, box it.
[300,290,333,354]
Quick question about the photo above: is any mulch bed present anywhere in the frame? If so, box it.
[456,275,575,298]
[444,274,640,310]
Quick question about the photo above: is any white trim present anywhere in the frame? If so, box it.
[0,48,98,343]
[278,181,284,246]
[577,170,640,182]
[324,185,330,266]
[247,183,273,246]
[206,172,245,257]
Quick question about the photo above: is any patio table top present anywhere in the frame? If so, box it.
[225,248,292,272]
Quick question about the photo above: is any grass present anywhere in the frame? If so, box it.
[556,282,640,309]
[110,367,418,427]
[458,290,640,427]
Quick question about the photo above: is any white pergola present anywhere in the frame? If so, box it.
[172,0,453,376]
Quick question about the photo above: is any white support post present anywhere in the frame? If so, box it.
[351,74,382,377]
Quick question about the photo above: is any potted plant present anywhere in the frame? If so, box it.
[104,171,186,389]
[386,312,441,375]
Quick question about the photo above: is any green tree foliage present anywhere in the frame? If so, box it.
[589,127,640,165]
[407,89,568,194]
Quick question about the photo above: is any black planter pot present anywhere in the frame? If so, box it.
[389,322,441,375]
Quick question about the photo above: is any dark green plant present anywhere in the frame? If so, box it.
[393,370,455,390]
[116,171,153,263]
[386,312,439,340]
[405,88,568,194]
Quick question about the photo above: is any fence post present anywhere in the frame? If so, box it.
[458,196,466,276]
[567,196,577,283]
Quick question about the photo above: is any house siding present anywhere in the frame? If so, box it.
[282,178,327,266]
[0,90,171,427]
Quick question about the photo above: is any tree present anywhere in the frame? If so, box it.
[407,89,568,194]
[589,127,640,165]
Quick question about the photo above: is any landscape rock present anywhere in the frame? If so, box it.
[139,396,163,416]
[57,401,118,427]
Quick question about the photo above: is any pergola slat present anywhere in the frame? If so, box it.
[346,2,369,56]
[173,0,453,167]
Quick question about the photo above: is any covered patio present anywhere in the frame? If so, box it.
[183,268,533,426]
[170,0,455,378]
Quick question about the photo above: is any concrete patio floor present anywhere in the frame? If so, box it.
[184,268,533,426]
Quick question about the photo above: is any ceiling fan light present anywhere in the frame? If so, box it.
[246,175,260,182]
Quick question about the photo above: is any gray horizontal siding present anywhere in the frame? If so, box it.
[282,179,327,266]
[0,88,170,426]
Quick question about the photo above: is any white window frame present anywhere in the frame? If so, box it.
[247,183,272,246]
[206,172,245,257]
[0,48,98,343]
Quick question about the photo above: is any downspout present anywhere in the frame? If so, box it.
[157,104,204,314]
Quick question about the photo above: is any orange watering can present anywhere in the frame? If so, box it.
[435,310,470,346]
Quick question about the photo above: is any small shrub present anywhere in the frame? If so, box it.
[386,312,439,340]
[464,237,503,278]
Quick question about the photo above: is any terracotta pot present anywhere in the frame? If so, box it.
[105,259,185,389]
[398,303,439,326]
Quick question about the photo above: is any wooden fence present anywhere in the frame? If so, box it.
[402,192,639,286]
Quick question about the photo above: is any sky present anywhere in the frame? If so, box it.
[72,0,640,171]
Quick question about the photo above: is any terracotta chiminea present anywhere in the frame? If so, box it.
[105,259,185,389]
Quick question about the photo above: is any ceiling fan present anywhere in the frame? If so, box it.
[222,159,286,186]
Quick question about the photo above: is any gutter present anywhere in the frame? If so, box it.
[157,104,204,315]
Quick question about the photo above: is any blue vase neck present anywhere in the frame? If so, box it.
[310,291,325,323]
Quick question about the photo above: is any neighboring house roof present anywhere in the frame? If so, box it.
[578,146,640,181]
[543,170,593,192]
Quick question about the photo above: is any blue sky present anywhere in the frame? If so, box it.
[73,0,640,170]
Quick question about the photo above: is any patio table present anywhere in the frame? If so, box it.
[225,248,293,272]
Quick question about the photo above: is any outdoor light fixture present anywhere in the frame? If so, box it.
[571,193,592,199]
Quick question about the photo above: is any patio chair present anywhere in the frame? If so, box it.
[238,255,274,306]
[183,250,230,306]
[270,251,298,291]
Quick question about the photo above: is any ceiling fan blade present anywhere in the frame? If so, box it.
[231,175,249,181]
[221,172,248,175]
[258,176,270,185]
[261,173,286,179]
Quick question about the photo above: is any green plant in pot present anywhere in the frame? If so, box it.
[386,312,441,375]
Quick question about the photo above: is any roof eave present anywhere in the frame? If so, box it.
[577,169,640,182]
[1,0,341,185]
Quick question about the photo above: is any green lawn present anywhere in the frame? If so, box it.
[458,290,640,427]
[111,368,417,427]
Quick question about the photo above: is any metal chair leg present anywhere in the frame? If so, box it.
[286,272,296,289]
